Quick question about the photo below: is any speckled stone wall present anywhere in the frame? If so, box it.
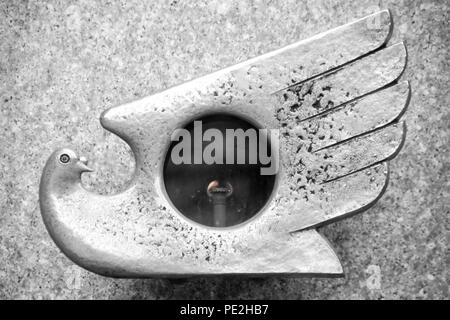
[0,0,448,299]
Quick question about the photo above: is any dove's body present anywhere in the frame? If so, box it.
[40,149,343,277]
[40,10,409,277]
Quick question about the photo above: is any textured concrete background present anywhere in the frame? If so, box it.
[1,0,448,299]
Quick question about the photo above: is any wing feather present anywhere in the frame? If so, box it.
[275,43,407,122]
[231,10,393,92]
[279,163,389,232]
[308,81,410,151]
[313,122,406,182]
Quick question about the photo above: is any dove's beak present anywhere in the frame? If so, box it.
[77,156,93,172]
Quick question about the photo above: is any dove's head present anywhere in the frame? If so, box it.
[42,148,93,190]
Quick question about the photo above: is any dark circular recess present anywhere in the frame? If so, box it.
[163,113,277,228]
[59,154,70,164]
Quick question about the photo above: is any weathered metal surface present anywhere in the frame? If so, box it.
[39,10,409,277]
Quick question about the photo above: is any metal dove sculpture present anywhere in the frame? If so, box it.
[40,10,409,277]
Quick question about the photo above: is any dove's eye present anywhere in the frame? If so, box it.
[59,154,70,164]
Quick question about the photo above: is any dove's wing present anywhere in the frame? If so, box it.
[270,41,409,232]
[100,10,408,233]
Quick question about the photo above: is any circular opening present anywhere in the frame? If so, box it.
[163,113,277,228]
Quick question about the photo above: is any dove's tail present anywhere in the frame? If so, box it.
[194,230,343,277]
